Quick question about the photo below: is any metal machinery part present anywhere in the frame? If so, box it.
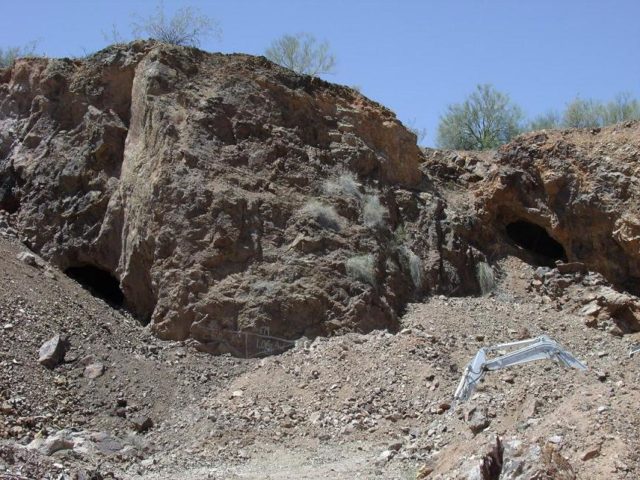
[453,335,587,405]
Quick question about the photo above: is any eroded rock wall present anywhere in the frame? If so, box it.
[0,42,481,350]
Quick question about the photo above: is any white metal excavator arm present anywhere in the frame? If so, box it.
[453,335,587,405]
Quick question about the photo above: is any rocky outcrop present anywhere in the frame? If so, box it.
[9,41,639,352]
[476,125,640,294]
[0,41,482,350]
[425,123,640,301]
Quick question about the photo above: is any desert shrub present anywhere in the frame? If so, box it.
[131,2,221,47]
[602,92,640,124]
[323,172,361,199]
[392,225,409,245]
[475,261,496,295]
[562,97,605,129]
[398,246,422,289]
[300,200,342,231]
[346,254,376,286]
[0,41,38,68]
[265,32,336,76]
[362,194,387,228]
[526,93,640,133]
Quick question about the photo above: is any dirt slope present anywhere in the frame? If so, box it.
[1,229,638,479]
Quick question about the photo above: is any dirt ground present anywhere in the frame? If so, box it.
[1,232,639,479]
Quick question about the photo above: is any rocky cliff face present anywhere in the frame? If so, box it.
[2,41,640,352]
[426,124,640,298]
[0,41,482,351]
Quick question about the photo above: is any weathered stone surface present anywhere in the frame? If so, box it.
[83,363,105,379]
[0,41,481,351]
[466,404,491,434]
[471,126,640,295]
[16,251,43,268]
[38,335,69,369]
[28,432,74,456]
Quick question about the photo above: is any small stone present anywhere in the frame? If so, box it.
[385,412,402,422]
[281,405,293,416]
[556,261,586,274]
[78,354,96,366]
[466,405,490,434]
[522,398,542,419]
[309,412,322,424]
[580,302,601,316]
[29,433,74,456]
[388,441,403,451]
[231,390,244,398]
[596,371,608,382]
[131,416,153,433]
[38,335,70,369]
[608,325,624,337]
[376,449,394,465]
[16,251,42,268]
[581,445,600,461]
[548,435,563,444]
[83,363,105,379]
[416,463,434,479]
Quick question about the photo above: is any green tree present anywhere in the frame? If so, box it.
[436,84,524,150]
[602,92,640,124]
[265,33,336,76]
[0,41,38,68]
[562,97,605,129]
[131,1,221,47]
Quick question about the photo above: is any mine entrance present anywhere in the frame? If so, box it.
[65,265,124,308]
[506,220,567,266]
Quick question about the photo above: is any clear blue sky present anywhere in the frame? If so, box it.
[3,0,640,146]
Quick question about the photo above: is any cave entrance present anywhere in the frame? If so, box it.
[65,265,124,308]
[505,220,567,266]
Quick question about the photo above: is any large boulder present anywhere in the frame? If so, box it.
[1,41,480,351]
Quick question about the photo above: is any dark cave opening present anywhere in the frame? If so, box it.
[65,265,124,308]
[505,220,568,266]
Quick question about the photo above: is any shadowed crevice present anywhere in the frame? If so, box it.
[65,265,124,308]
[506,220,567,266]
